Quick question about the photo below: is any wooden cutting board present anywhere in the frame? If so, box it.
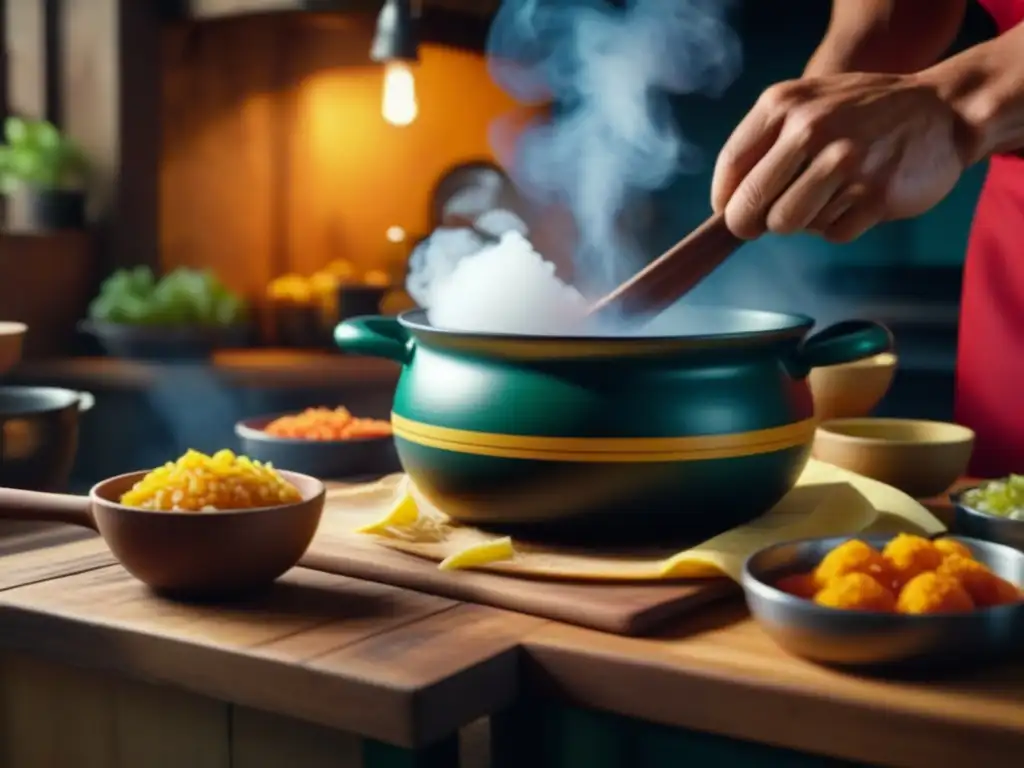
[299,518,737,636]
[297,474,962,636]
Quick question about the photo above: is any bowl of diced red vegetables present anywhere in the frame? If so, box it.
[235,406,398,479]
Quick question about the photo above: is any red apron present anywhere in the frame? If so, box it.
[955,1,1024,476]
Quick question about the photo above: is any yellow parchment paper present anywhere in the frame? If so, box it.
[325,459,945,582]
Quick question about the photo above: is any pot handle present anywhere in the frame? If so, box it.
[334,315,414,365]
[0,488,98,531]
[790,320,893,375]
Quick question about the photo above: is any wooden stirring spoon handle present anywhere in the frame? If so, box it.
[589,213,744,320]
[0,488,97,531]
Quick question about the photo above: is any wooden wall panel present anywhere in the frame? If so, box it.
[160,17,284,296]
[0,0,8,120]
[159,12,539,297]
[7,0,540,295]
[60,0,163,273]
[283,16,528,278]
[2,1,162,270]
[3,0,45,118]
[0,233,95,356]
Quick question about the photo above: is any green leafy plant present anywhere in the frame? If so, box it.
[0,116,89,193]
[88,266,249,327]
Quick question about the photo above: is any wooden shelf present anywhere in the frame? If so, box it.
[169,0,500,21]
[162,0,499,52]
[8,350,400,390]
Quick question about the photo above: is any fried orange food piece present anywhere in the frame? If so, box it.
[933,538,974,562]
[883,533,944,589]
[896,572,974,614]
[937,555,1021,608]
[814,572,896,612]
[264,406,392,441]
[813,539,896,589]
[775,572,819,599]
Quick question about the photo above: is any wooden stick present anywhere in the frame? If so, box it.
[588,213,744,320]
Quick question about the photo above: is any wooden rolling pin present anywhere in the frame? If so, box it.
[588,213,744,321]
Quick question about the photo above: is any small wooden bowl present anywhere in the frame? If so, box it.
[0,321,27,376]
[808,352,897,420]
[0,469,325,598]
[812,418,974,498]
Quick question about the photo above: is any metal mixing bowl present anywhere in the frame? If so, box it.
[742,534,1024,673]
[0,386,94,491]
[952,487,1024,553]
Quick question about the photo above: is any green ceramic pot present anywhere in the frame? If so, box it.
[335,309,892,545]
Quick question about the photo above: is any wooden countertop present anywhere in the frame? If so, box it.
[9,351,400,390]
[522,607,1024,766]
[1,487,1021,765]
[0,536,541,748]
[518,488,1024,766]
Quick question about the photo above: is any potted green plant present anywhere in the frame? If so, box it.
[0,116,89,231]
[82,266,252,360]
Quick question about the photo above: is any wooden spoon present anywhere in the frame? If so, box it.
[442,213,502,245]
[588,213,744,321]
[0,470,325,598]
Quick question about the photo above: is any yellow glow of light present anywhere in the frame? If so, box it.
[382,60,418,126]
[386,225,406,243]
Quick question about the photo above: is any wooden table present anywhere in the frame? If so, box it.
[497,485,1024,768]
[0,536,541,768]
[515,603,1024,767]
[1,486,1022,768]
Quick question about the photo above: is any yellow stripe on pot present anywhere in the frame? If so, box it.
[390,413,816,463]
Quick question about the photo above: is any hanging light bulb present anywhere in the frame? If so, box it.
[370,0,420,127]
[382,60,418,126]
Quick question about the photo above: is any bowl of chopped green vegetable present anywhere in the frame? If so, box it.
[953,479,1024,553]
[82,267,250,360]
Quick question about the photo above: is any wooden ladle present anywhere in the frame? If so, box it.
[0,470,326,598]
[589,213,744,321]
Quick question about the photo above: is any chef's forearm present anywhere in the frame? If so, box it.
[918,22,1024,164]
[804,0,966,76]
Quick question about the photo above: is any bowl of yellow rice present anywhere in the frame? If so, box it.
[95,449,324,596]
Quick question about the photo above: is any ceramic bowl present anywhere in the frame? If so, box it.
[952,485,1024,552]
[742,534,1024,672]
[812,418,974,498]
[808,352,897,420]
[235,414,399,480]
[0,321,27,376]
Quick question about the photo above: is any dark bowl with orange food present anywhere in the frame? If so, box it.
[742,533,1024,674]
[235,407,399,480]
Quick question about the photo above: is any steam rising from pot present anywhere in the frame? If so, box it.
[406,0,742,336]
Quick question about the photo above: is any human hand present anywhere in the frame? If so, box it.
[711,72,971,243]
